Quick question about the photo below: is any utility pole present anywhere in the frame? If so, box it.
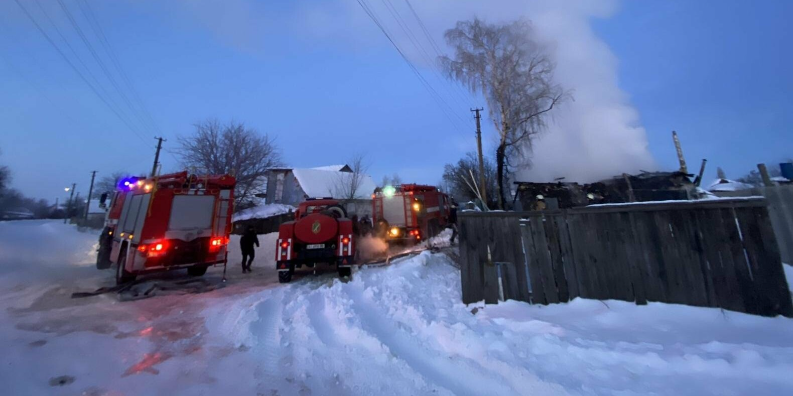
[672,131,688,174]
[84,171,97,221]
[64,183,76,224]
[471,108,487,206]
[151,137,166,177]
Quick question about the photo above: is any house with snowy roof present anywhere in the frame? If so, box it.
[263,165,377,210]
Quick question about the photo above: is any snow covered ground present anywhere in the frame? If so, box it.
[1,220,793,395]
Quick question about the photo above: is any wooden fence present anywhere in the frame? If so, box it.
[712,185,793,264]
[232,212,294,235]
[458,198,793,317]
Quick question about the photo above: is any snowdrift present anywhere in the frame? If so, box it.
[203,253,793,395]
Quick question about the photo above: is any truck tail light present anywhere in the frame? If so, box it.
[138,241,169,256]
[209,237,228,252]
[278,239,291,259]
[341,236,350,244]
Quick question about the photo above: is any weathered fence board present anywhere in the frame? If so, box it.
[458,198,793,317]
[713,185,793,263]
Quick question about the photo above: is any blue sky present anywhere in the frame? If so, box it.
[0,0,790,201]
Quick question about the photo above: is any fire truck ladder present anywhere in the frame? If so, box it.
[214,189,233,282]
[403,193,413,228]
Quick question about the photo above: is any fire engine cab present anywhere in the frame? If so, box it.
[96,171,236,284]
[372,184,450,243]
[275,198,356,283]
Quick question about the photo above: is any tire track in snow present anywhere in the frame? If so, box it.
[307,291,340,348]
[250,288,286,391]
[345,281,518,396]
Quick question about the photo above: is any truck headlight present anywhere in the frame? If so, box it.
[390,227,400,236]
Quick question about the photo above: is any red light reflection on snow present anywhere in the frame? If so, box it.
[123,352,171,376]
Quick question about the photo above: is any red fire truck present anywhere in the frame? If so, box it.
[275,198,356,283]
[96,172,236,284]
[372,184,451,243]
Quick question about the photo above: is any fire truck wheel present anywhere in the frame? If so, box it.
[96,248,112,270]
[278,270,292,283]
[115,252,136,285]
[187,265,208,277]
[338,267,351,278]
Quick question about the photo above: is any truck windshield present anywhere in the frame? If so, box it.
[168,195,216,231]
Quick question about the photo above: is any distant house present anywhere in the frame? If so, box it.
[264,165,378,209]
[86,199,107,221]
[1,208,34,220]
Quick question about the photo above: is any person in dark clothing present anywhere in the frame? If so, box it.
[351,214,360,236]
[360,215,372,236]
[448,202,458,244]
[240,226,259,273]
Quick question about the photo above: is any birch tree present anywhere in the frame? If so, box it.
[440,18,565,209]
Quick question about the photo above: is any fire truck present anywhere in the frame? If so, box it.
[275,198,356,283]
[95,171,236,284]
[372,184,451,243]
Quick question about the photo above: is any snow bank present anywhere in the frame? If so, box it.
[232,203,295,222]
[0,220,98,276]
[208,253,793,395]
[2,220,792,395]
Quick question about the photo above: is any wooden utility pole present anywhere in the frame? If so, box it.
[64,183,76,224]
[151,137,165,177]
[695,159,707,187]
[672,131,688,174]
[471,108,487,206]
[757,163,774,187]
[84,171,97,221]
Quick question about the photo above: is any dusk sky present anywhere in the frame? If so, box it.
[1,0,791,201]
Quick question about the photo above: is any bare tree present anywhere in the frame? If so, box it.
[440,18,566,209]
[442,152,497,207]
[0,148,9,194]
[391,173,402,186]
[95,171,135,196]
[178,119,282,208]
[331,154,370,201]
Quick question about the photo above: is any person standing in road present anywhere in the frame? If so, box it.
[448,201,459,244]
[240,226,259,273]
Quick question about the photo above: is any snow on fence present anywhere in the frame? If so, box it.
[232,212,294,235]
[458,198,793,317]
[711,185,793,264]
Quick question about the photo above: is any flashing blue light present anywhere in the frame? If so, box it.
[118,177,140,191]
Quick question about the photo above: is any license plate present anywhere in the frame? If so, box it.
[306,244,324,249]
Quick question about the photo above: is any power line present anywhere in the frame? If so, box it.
[381,0,471,111]
[55,0,153,137]
[12,0,149,144]
[32,0,116,107]
[402,0,475,105]
[75,0,163,137]
[356,0,469,134]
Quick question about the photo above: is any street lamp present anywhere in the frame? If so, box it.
[64,187,70,192]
